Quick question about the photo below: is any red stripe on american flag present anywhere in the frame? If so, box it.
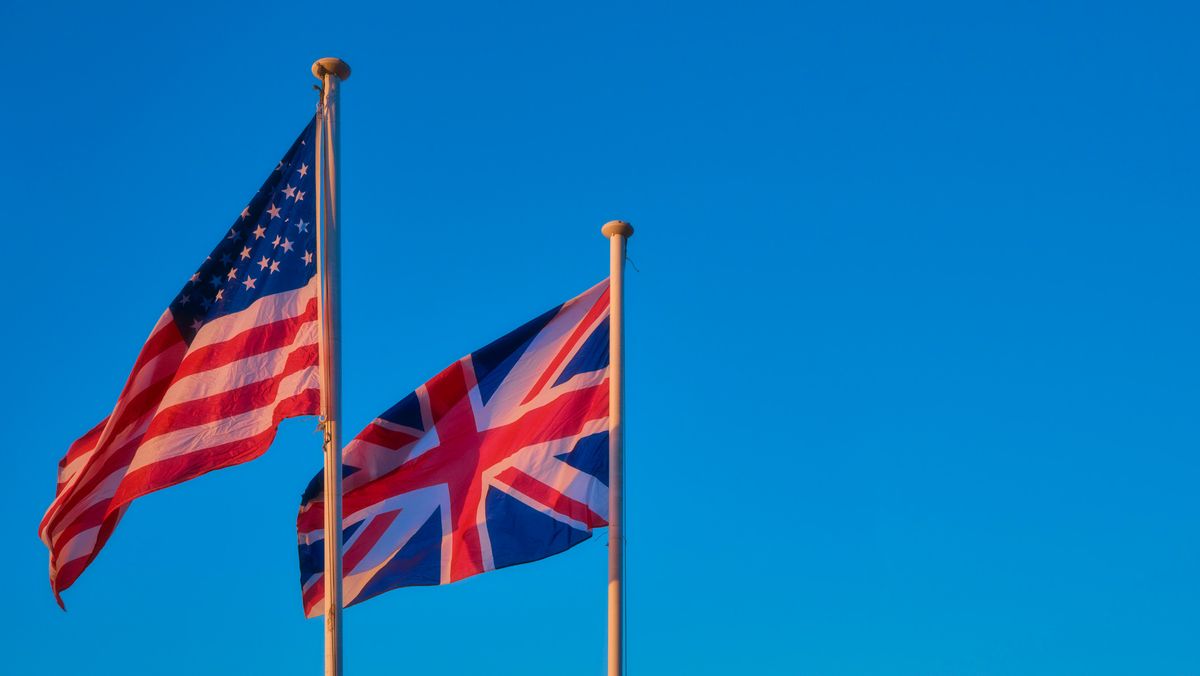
[119,317,188,396]
[58,419,109,469]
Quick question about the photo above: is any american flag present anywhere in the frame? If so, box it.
[297,280,610,616]
[39,118,322,605]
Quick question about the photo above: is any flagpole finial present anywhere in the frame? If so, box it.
[312,57,351,81]
[602,220,634,239]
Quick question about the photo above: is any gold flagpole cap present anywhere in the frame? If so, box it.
[312,58,352,80]
[601,220,634,238]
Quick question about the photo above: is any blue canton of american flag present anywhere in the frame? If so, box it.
[40,117,322,606]
[297,280,610,616]
[170,124,318,340]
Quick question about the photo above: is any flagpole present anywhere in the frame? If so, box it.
[602,219,633,676]
[313,56,351,676]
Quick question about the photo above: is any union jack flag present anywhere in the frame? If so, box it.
[39,118,322,605]
[297,280,610,616]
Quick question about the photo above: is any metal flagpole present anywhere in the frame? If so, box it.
[313,56,351,676]
[602,219,633,676]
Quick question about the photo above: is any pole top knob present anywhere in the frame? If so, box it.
[312,57,352,81]
[601,220,634,239]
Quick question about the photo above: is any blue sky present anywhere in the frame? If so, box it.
[2,1,1197,674]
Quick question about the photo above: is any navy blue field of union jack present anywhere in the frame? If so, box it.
[297,280,610,616]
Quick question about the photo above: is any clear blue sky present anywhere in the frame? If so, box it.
[2,2,1197,674]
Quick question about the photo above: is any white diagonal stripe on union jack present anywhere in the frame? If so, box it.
[297,279,610,617]
[39,118,321,606]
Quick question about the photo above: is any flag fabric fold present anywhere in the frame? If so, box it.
[297,280,610,617]
[39,118,322,605]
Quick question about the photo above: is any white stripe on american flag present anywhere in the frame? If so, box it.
[120,315,187,396]
[190,279,318,349]
[55,526,102,566]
